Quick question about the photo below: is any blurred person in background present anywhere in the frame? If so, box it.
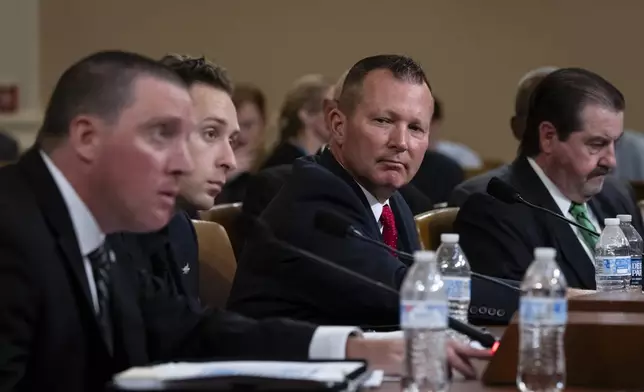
[259,74,333,170]
[0,130,19,162]
[215,84,267,204]
[449,66,558,206]
[429,97,482,170]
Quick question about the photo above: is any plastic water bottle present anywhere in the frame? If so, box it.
[617,214,643,292]
[595,218,631,291]
[400,251,449,392]
[436,233,471,343]
[517,247,567,392]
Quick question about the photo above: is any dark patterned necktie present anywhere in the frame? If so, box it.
[88,243,114,355]
[380,204,398,256]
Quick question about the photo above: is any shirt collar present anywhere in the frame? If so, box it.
[527,156,584,216]
[40,150,105,256]
[356,182,390,223]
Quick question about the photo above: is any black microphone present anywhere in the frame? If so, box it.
[487,177,600,237]
[242,213,498,349]
[314,209,520,293]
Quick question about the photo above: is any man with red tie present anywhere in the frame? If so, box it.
[229,54,432,327]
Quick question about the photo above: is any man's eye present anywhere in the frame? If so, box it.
[203,128,219,141]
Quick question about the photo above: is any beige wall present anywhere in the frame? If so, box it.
[40,0,644,161]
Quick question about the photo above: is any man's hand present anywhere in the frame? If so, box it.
[346,337,492,378]
[346,337,404,375]
[447,339,492,379]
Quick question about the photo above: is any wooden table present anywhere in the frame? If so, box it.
[374,326,612,391]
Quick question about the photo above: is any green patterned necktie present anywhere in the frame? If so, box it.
[569,203,598,251]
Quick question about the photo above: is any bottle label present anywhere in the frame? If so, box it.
[597,256,631,276]
[519,297,567,326]
[631,256,642,286]
[443,277,471,301]
[400,300,448,329]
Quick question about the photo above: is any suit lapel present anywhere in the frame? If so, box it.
[19,149,99,312]
[511,157,596,288]
[391,194,419,258]
[107,235,148,367]
[317,150,382,237]
[18,148,118,354]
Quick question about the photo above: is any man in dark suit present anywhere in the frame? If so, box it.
[0,50,413,391]
[455,68,643,288]
[449,66,557,207]
[228,55,492,372]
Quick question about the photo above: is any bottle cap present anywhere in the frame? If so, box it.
[440,233,459,243]
[534,247,556,260]
[617,214,632,223]
[604,218,620,226]
[413,250,436,263]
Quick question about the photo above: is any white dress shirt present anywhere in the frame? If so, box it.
[356,182,390,233]
[40,150,358,359]
[527,157,601,263]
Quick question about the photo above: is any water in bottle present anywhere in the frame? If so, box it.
[617,214,643,292]
[595,218,631,291]
[400,251,449,392]
[517,247,567,392]
[436,233,471,343]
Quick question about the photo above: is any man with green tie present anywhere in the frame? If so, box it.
[455,67,644,289]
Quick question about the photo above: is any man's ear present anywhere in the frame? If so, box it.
[328,107,347,145]
[538,121,558,154]
[68,115,104,162]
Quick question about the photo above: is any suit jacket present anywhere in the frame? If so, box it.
[0,149,316,392]
[228,149,421,329]
[448,165,510,207]
[215,171,252,204]
[260,141,306,170]
[454,156,644,289]
[411,150,464,204]
[231,150,521,325]
[113,211,201,311]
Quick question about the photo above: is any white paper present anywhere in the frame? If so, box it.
[113,361,365,390]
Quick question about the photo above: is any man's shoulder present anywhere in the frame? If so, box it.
[449,164,510,206]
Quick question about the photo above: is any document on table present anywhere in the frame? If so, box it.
[113,360,371,390]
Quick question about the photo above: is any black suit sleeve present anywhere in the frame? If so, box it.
[0,241,38,391]
[455,193,537,281]
[135,270,317,362]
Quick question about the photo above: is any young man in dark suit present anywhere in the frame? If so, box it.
[0,51,419,391]
[455,68,644,288]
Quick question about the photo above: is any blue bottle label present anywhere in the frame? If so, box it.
[631,256,642,286]
[443,277,471,301]
[519,297,567,326]
[400,300,448,329]
[597,256,631,276]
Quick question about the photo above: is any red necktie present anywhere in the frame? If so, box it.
[380,204,398,255]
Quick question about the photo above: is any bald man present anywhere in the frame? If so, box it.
[448,67,557,207]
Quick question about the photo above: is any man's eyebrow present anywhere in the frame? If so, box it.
[202,116,228,126]
[140,115,182,128]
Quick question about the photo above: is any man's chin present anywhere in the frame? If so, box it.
[584,176,606,197]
